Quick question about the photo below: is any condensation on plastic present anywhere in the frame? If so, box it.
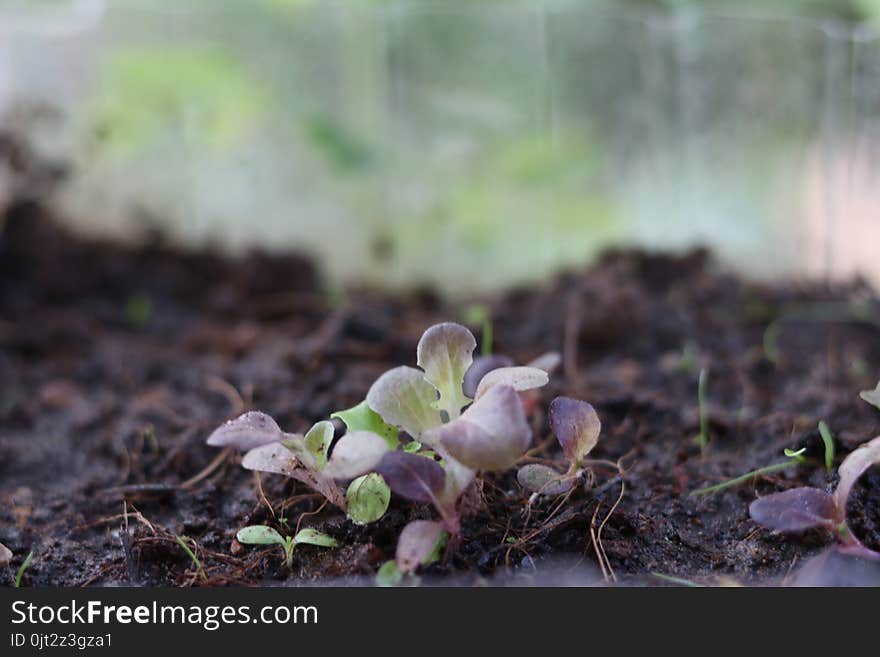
[1,1,878,292]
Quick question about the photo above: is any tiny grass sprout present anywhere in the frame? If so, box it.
[517,397,602,496]
[691,447,806,496]
[463,303,493,356]
[236,525,337,568]
[0,542,12,566]
[818,420,836,474]
[14,550,33,588]
[694,368,709,452]
[175,535,206,581]
[345,473,391,525]
[207,413,346,509]
[748,435,880,560]
[860,381,880,411]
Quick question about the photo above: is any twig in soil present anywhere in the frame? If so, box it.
[180,446,232,490]
[254,471,276,520]
[588,457,627,583]
[294,500,328,535]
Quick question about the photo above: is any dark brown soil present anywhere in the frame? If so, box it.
[2,180,880,587]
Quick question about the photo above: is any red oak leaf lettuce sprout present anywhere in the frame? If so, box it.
[517,397,602,496]
[749,435,880,560]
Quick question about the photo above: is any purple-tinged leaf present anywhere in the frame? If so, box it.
[462,355,514,399]
[526,352,562,374]
[517,463,574,496]
[549,397,601,464]
[425,384,531,471]
[242,443,347,510]
[833,435,880,521]
[791,548,880,586]
[323,431,390,480]
[374,451,446,504]
[0,542,11,565]
[749,487,838,532]
[396,520,446,574]
[366,366,442,439]
[206,411,282,450]
[439,450,476,506]
[859,383,880,411]
[416,322,476,418]
[474,366,549,400]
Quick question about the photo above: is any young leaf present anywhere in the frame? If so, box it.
[416,322,476,418]
[860,383,880,411]
[517,463,574,496]
[331,400,399,449]
[748,487,838,532]
[323,431,390,480]
[396,520,446,573]
[526,352,562,374]
[376,560,404,587]
[346,473,391,525]
[304,420,335,469]
[206,411,282,450]
[281,433,319,471]
[242,443,347,510]
[236,525,286,546]
[292,528,337,548]
[424,384,531,471]
[241,442,299,477]
[374,451,446,504]
[462,355,514,399]
[366,366,442,438]
[833,435,880,520]
[0,542,12,566]
[474,366,549,400]
[439,450,476,506]
[549,397,601,464]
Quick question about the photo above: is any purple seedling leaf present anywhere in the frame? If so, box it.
[424,384,532,471]
[439,450,477,507]
[323,430,390,480]
[242,443,346,510]
[474,366,549,400]
[367,366,442,439]
[395,520,446,574]
[517,463,574,496]
[549,397,601,465]
[416,322,476,419]
[749,487,838,533]
[834,435,880,517]
[206,411,282,451]
[0,542,12,566]
[462,354,514,399]
[374,451,446,505]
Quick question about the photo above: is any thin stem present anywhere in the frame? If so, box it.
[690,459,799,497]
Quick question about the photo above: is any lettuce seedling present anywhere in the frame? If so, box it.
[517,397,602,496]
[748,435,880,560]
[236,525,337,568]
[206,412,346,509]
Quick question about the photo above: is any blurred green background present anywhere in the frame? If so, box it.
[2,0,879,292]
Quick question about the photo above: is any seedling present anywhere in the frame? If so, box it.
[818,420,836,474]
[463,303,493,356]
[694,368,709,452]
[345,473,391,525]
[748,435,880,560]
[236,525,337,568]
[206,413,346,509]
[175,535,206,581]
[14,550,33,588]
[690,447,806,497]
[517,397,602,496]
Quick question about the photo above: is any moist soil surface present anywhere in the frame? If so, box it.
[2,199,880,587]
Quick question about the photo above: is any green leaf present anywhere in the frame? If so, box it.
[376,560,404,587]
[818,420,836,473]
[366,366,442,439]
[403,441,422,453]
[417,322,476,419]
[304,420,335,469]
[236,525,285,547]
[346,473,391,525]
[332,400,399,449]
[293,528,337,549]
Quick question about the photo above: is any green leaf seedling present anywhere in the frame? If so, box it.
[236,525,337,568]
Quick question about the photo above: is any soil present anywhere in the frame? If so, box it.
[2,150,880,588]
